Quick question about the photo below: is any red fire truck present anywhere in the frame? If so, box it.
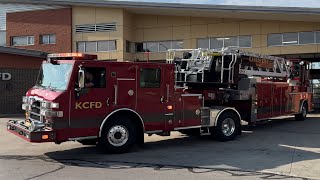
[7,48,312,153]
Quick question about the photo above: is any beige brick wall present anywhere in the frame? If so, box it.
[72,6,125,61]
[72,7,320,61]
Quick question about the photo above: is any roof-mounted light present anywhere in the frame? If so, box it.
[47,53,97,62]
[48,53,84,58]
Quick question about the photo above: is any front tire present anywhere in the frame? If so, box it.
[212,112,240,141]
[98,116,137,154]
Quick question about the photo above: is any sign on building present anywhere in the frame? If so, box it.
[0,72,11,80]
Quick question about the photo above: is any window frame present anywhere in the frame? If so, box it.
[135,40,184,53]
[77,40,117,52]
[78,67,107,89]
[197,35,252,49]
[299,31,315,45]
[40,34,56,44]
[11,36,35,46]
[268,31,320,47]
[139,68,161,88]
[282,32,298,46]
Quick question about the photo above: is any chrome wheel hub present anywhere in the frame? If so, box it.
[221,118,236,136]
[107,125,129,147]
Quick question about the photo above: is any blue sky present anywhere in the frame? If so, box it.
[116,0,320,7]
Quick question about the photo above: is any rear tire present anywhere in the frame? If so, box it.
[98,116,137,154]
[295,102,308,121]
[212,112,240,141]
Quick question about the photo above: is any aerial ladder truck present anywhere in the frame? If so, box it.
[6,47,312,153]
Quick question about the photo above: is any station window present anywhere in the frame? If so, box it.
[239,36,252,48]
[0,30,5,46]
[197,36,252,49]
[316,32,320,44]
[299,32,314,44]
[224,36,238,47]
[268,31,320,46]
[40,34,56,44]
[146,42,158,52]
[283,33,298,45]
[11,36,34,46]
[140,68,161,88]
[267,34,282,46]
[77,40,117,52]
[135,40,183,52]
[210,38,223,49]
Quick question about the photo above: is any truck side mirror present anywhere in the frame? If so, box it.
[78,69,85,89]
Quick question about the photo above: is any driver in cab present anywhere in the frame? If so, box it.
[85,71,99,88]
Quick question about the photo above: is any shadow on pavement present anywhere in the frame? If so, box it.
[41,115,320,179]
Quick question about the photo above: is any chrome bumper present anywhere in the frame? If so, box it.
[6,120,56,143]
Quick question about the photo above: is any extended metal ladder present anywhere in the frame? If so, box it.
[166,47,291,86]
[238,50,290,78]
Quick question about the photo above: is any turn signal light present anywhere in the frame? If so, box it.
[167,105,173,110]
[42,135,49,140]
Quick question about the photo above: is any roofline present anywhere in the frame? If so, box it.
[3,0,320,15]
[0,46,48,58]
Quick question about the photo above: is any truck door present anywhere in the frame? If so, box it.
[70,65,111,137]
[137,65,173,131]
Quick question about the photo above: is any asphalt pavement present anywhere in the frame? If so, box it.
[1,114,320,180]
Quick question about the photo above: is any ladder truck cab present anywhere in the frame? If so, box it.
[6,49,312,153]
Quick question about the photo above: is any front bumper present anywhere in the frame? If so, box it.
[6,120,56,143]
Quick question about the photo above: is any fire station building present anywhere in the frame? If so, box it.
[0,46,47,115]
[1,0,320,114]
[2,1,320,62]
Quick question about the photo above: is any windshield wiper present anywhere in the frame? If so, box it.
[35,84,45,89]
[46,83,57,91]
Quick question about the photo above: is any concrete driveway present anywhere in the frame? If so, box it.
[0,114,320,180]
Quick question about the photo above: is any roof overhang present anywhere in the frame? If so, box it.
[0,46,48,58]
[3,0,320,22]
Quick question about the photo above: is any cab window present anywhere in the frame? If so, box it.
[79,67,106,88]
[140,68,161,88]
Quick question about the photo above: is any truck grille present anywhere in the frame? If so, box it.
[29,100,41,121]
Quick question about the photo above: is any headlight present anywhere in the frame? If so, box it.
[40,109,63,117]
[41,101,50,109]
[40,109,47,116]
[22,104,30,111]
[50,102,59,109]
[22,96,28,103]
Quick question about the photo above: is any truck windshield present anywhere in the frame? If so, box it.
[36,63,73,91]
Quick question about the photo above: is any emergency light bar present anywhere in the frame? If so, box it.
[47,53,98,61]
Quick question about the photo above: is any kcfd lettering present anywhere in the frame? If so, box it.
[75,102,102,109]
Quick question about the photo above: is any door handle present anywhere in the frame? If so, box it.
[160,96,164,103]
[106,98,110,106]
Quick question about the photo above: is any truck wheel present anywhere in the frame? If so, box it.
[212,112,240,141]
[98,116,137,154]
[295,102,308,121]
